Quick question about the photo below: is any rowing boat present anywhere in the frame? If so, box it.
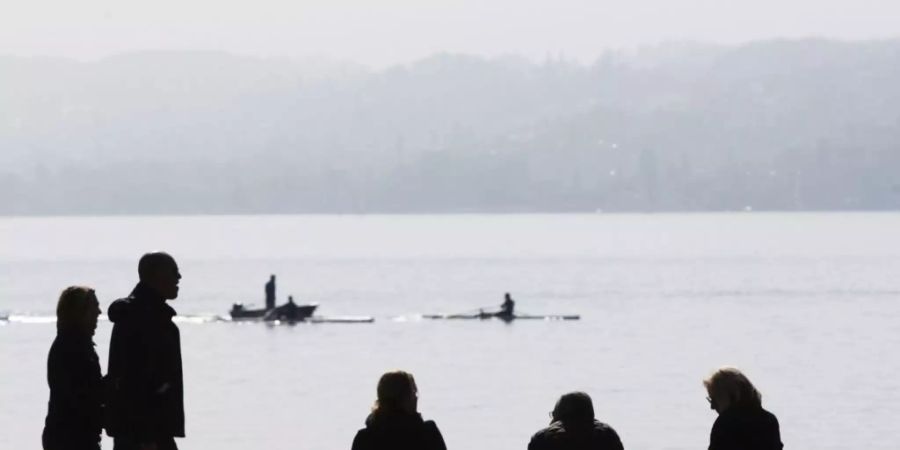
[309,316,375,324]
[422,312,579,321]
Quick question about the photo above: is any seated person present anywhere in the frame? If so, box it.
[528,392,624,450]
[500,292,515,316]
[704,367,783,450]
[351,370,446,450]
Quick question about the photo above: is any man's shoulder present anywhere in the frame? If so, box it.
[531,422,566,441]
[530,421,622,448]
[107,296,137,325]
[760,407,780,424]
[591,420,619,435]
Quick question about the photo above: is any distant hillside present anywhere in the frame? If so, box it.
[2,40,899,214]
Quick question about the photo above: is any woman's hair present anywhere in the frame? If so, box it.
[703,366,763,410]
[56,286,97,332]
[372,370,417,415]
[552,391,595,425]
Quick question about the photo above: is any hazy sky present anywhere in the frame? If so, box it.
[3,0,898,66]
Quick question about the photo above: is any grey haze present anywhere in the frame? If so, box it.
[2,39,900,214]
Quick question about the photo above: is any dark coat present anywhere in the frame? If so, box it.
[708,406,783,450]
[528,420,624,450]
[42,331,103,450]
[351,411,447,450]
[106,282,184,441]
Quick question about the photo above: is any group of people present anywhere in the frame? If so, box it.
[352,369,782,450]
[43,251,783,450]
[44,252,183,450]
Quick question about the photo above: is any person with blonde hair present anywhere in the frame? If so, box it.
[703,367,783,450]
[43,286,103,450]
[351,370,447,450]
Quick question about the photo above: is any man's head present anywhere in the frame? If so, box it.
[138,252,181,300]
[551,391,595,425]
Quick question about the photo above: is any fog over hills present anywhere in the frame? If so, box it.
[2,39,899,214]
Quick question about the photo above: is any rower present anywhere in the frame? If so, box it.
[265,274,276,310]
[500,292,515,317]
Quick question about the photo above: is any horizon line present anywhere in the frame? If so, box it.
[3,35,899,69]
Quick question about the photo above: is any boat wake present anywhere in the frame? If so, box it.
[0,313,374,325]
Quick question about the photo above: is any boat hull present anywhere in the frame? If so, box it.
[229,303,319,322]
[229,304,268,320]
[263,303,318,322]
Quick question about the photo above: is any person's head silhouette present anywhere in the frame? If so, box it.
[56,286,101,335]
[373,370,418,415]
[138,252,181,300]
[551,392,595,426]
[703,366,762,414]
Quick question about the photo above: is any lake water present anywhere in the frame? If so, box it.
[2,213,899,450]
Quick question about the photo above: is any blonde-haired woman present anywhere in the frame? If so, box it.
[43,286,103,450]
[703,367,783,450]
[351,370,447,450]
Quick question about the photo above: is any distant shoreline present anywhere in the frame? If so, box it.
[3,209,900,219]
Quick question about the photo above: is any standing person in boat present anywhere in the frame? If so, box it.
[106,252,185,450]
[528,391,624,450]
[43,286,104,450]
[265,274,276,310]
[351,370,447,450]
[499,292,515,318]
[704,367,783,450]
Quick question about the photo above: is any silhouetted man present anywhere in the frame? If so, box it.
[500,292,515,317]
[265,274,276,310]
[106,252,184,450]
[528,392,624,450]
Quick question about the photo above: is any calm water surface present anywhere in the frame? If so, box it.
[2,213,899,450]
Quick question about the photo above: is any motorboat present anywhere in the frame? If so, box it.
[262,301,318,322]
[229,303,268,320]
[229,297,318,322]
